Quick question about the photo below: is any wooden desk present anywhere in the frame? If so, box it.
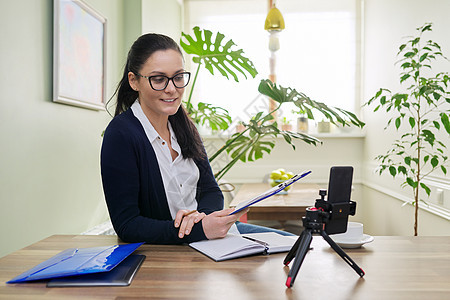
[1,235,449,299]
[229,183,319,224]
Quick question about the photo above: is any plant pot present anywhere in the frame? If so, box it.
[317,121,331,133]
[281,124,292,131]
[235,123,246,133]
[297,117,308,133]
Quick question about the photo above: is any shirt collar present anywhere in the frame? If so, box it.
[131,99,159,143]
[131,99,179,148]
[168,121,181,154]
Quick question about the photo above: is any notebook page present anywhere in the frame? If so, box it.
[189,234,265,261]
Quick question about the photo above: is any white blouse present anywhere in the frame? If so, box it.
[131,100,199,219]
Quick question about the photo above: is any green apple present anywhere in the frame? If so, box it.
[277,168,286,175]
[270,170,283,180]
[270,169,296,192]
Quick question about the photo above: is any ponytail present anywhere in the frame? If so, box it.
[169,106,206,160]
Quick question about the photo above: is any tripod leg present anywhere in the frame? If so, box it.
[283,229,307,266]
[285,229,313,288]
[320,230,365,277]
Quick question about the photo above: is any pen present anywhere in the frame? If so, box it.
[184,210,197,216]
[242,236,270,254]
[175,210,198,234]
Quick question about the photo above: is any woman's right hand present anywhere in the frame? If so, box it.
[201,208,249,239]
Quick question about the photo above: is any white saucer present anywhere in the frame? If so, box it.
[331,234,374,249]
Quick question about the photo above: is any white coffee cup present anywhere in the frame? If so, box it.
[332,222,364,242]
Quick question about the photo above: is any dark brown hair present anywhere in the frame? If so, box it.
[108,33,205,160]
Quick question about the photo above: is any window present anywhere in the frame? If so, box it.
[184,0,361,127]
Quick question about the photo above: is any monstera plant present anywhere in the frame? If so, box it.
[180,27,365,180]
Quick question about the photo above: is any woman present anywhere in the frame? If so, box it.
[101,33,289,245]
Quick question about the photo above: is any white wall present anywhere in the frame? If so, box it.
[361,0,450,236]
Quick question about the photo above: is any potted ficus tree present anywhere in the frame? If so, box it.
[181,27,365,181]
[365,23,450,236]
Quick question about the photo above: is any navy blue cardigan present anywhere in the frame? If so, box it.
[100,109,224,244]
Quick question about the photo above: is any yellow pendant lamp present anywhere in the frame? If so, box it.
[264,5,285,31]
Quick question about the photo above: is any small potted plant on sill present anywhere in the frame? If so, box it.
[235,121,246,133]
[292,109,309,133]
[317,119,331,133]
[280,117,293,131]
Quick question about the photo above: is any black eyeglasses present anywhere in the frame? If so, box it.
[135,72,191,91]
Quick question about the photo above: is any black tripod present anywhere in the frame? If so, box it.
[283,190,365,288]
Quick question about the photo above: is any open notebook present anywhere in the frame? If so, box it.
[189,232,298,261]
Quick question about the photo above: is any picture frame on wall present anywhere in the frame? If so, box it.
[53,0,107,110]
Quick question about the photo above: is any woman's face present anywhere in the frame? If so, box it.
[129,49,186,122]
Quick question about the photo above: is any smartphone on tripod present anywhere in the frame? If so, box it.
[284,166,364,288]
[319,166,355,235]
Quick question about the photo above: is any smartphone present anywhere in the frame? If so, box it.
[327,166,353,204]
[321,166,354,235]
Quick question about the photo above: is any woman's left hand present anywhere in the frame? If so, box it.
[174,209,206,238]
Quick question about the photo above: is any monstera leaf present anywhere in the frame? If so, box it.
[187,101,232,131]
[258,79,365,128]
[180,27,258,82]
[211,110,322,180]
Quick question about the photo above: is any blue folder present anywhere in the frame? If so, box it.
[7,242,144,284]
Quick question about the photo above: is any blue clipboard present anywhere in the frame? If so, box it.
[6,242,144,284]
[230,170,312,215]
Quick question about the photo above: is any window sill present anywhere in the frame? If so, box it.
[201,131,366,140]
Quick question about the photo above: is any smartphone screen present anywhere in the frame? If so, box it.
[323,166,354,235]
[327,166,353,204]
